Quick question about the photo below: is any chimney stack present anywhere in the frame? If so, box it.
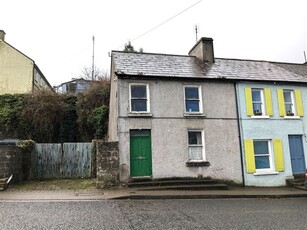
[0,30,6,41]
[189,37,214,63]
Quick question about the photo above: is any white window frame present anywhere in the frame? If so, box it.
[283,90,296,116]
[187,130,205,162]
[129,83,150,113]
[184,85,203,114]
[253,139,274,173]
[251,88,266,116]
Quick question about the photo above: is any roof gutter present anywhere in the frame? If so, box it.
[115,73,307,85]
[115,73,239,84]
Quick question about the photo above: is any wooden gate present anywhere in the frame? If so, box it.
[34,142,93,179]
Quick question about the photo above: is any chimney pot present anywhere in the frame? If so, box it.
[0,30,6,41]
[189,37,214,63]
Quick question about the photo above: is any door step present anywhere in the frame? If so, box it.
[135,184,228,191]
[128,178,228,190]
[286,178,305,188]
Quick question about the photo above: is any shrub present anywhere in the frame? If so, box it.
[0,79,110,142]
[0,94,24,138]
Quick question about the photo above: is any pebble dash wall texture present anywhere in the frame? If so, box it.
[116,78,243,183]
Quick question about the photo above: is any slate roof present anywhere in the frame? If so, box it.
[112,51,307,83]
[274,62,307,77]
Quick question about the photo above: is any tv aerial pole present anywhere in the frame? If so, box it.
[92,35,95,80]
[195,25,198,42]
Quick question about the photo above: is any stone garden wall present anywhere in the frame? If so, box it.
[0,140,26,182]
[0,139,120,188]
[95,141,119,188]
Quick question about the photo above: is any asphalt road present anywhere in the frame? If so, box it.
[0,198,306,229]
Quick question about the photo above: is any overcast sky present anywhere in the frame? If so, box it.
[1,0,306,86]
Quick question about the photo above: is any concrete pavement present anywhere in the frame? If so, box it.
[0,186,307,200]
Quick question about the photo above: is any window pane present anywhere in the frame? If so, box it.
[188,132,202,145]
[253,103,262,114]
[131,100,147,111]
[186,101,200,112]
[255,156,270,169]
[252,90,261,101]
[254,141,268,155]
[285,104,292,114]
[131,85,146,98]
[283,91,292,102]
[185,87,199,99]
[189,146,203,160]
[130,130,150,137]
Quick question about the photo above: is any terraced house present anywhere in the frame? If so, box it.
[237,62,307,186]
[108,38,242,184]
[108,37,307,186]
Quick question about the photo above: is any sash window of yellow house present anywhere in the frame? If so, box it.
[245,88,273,117]
[244,139,284,174]
[252,89,265,116]
[188,131,204,161]
[254,140,273,171]
[283,90,295,116]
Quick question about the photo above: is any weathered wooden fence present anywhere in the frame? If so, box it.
[33,143,93,179]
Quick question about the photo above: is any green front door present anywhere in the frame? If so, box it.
[130,130,152,177]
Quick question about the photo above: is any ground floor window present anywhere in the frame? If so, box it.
[188,130,204,161]
[244,139,285,174]
[253,140,272,170]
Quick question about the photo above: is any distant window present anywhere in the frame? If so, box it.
[130,84,150,112]
[188,131,204,161]
[184,86,202,113]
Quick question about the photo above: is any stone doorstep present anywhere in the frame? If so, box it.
[286,178,305,187]
[128,178,223,186]
[296,186,307,191]
[135,184,229,191]
[127,178,229,191]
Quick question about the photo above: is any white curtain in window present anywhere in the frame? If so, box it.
[189,146,202,160]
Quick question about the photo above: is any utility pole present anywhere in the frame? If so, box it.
[92,35,95,81]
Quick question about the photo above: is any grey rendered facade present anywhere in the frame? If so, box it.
[108,38,243,183]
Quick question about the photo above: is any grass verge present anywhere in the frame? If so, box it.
[9,178,97,191]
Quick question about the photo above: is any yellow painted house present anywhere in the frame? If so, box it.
[0,30,53,94]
